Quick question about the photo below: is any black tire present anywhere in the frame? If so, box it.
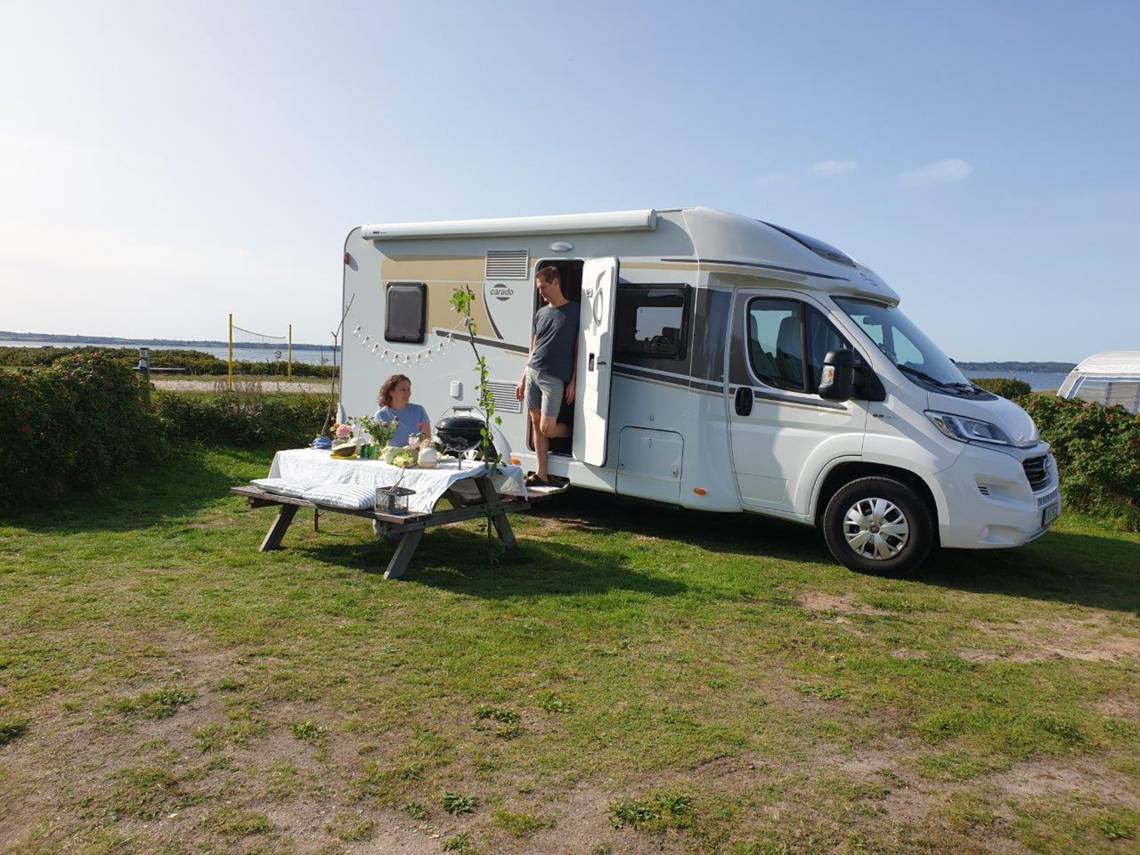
[821,476,934,577]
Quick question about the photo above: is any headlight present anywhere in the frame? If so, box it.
[925,411,1015,446]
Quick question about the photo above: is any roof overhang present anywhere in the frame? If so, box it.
[361,209,657,241]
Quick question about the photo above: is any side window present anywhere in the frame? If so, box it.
[806,307,854,390]
[385,282,426,343]
[615,284,690,360]
[747,299,806,392]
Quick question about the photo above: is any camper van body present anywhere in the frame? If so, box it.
[340,207,1060,573]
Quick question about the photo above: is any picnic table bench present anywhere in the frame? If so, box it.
[230,449,547,579]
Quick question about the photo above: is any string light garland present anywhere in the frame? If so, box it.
[351,324,461,365]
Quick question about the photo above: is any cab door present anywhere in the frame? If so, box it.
[727,291,870,515]
[573,257,618,465]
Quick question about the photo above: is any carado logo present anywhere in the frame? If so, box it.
[489,283,514,302]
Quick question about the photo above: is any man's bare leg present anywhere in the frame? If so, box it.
[540,415,571,440]
[530,409,551,481]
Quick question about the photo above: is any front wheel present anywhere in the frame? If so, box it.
[822,476,934,577]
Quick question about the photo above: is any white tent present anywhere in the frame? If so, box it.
[1058,351,1140,413]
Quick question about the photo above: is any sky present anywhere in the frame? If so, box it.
[1,0,1137,361]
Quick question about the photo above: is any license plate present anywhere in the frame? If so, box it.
[1042,503,1060,527]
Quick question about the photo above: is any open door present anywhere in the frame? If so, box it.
[572,257,619,465]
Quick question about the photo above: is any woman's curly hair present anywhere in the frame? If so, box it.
[378,373,411,408]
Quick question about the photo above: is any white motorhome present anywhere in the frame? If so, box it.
[340,207,1060,575]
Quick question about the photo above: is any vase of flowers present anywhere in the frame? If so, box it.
[357,415,398,448]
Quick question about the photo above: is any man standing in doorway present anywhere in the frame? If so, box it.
[515,265,578,487]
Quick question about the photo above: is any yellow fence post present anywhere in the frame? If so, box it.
[228,313,234,390]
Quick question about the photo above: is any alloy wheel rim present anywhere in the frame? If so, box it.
[843,497,910,560]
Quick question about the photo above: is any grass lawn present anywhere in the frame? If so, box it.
[1,444,1137,854]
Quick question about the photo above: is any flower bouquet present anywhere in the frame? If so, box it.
[330,422,357,458]
[357,415,398,448]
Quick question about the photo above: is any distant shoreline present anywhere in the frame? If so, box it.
[956,361,1075,373]
[0,331,1077,371]
[0,330,327,351]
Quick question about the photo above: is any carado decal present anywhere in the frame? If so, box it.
[489,283,514,302]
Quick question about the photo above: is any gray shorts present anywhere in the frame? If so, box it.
[525,367,564,418]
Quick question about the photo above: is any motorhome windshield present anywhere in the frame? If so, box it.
[834,297,974,393]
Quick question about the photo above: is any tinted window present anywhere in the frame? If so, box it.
[385,283,426,343]
[747,299,805,391]
[615,285,689,360]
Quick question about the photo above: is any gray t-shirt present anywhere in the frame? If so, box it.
[529,301,580,382]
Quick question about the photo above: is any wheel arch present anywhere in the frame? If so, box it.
[812,461,941,544]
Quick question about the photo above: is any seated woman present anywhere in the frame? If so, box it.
[374,373,431,447]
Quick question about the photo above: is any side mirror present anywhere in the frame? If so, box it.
[819,350,856,401]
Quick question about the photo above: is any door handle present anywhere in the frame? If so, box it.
[596,360,607,367]
[734,386,753,416]
[588,353,595,371]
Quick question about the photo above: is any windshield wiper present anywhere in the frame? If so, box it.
[896,364,965,391]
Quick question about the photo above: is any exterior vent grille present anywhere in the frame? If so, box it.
[1023,456,1049,491]
[485,250,529,280]
[977,485,991,496]
[486,380,522,413]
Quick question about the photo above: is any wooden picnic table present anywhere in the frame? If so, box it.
[231,474,528,579]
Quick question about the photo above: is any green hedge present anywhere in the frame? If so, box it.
[0,346,338,378]
[1024,395,1140,531]
[970,377,1032,399]
[155,391,332,448]
[0,352,165,511]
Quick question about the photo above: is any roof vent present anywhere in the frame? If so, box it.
[485,250,529,280]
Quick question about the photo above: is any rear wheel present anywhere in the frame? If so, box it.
[822,476,933,576]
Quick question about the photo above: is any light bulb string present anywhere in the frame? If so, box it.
[350,323,462,365]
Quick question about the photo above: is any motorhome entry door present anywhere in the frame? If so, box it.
[572,257,619,466]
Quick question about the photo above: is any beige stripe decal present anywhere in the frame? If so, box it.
[380,256,498,339]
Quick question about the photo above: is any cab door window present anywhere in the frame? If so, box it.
[748,298,854,395]
[747,299,806,391]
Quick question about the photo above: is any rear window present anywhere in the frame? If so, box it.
[761,221,856,267]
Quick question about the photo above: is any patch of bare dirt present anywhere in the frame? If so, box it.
[963,614,1140,664]
[494,784,672,855]
[1094,692,1140,722]
[891,648,929,660]
[798,592,890,617]
[991,759,1140,808]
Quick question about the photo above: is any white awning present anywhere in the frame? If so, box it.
[362,209,657,241]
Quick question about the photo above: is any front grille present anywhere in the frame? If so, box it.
[1023,455,1049,491]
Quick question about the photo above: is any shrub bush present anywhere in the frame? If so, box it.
[1024,395,1140,531]
[0,345,338,378]
[155,389,332,448]
[970,377,1032,399]
[0,352,165,511]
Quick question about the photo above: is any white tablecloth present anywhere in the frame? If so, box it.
[267,448,527,515]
